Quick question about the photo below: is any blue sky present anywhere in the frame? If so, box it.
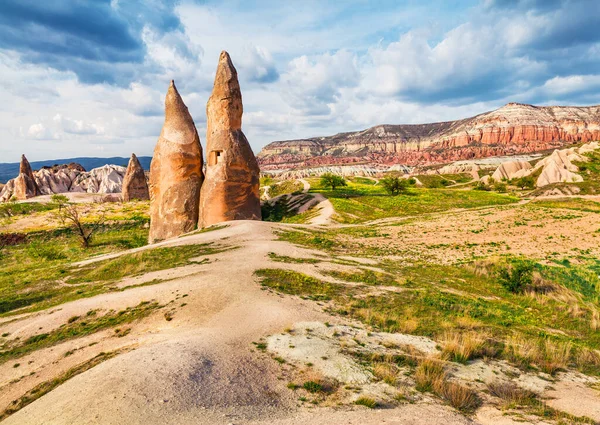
[0,0,599,162]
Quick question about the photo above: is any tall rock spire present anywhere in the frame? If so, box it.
[199,51,261,227]
[13,154,40,200]
[148,81,204,242]
[122,153,149,201]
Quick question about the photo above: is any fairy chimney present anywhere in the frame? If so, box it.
[122,153,149,201]
[13,154,40,200]
[148,81,204,242]
[199,51,261,227]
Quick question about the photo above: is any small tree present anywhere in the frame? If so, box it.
[515,176,535,190]
[55,204,105,248]
[498,260,534,294]
[320,173,347,190]
[381,176,409,195]
[51,194,69,208]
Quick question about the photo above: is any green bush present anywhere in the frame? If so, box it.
[381,176,409,195]
[514,176,536,190]
[498,261,534,294]
[320,173,347,190]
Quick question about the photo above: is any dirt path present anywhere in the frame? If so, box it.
[1,221,470,425]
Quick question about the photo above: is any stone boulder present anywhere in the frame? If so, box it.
[148,80,204,243]
[122,153,149,201]
[199,51,261,228]
[491,160,532,181]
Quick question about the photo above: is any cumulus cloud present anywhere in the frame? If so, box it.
[1,0,600,162]
[281,49,360,115]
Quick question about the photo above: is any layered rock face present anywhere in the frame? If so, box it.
[199,51,261,227]
[0,161,127,202]
[13,155,40,200]
[122,153,149,201]
[258,103,600,170]
[149,81,204,243]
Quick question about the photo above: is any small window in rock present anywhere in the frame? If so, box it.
[209,150,223,165]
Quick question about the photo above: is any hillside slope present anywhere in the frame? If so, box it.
[258,103,600,171]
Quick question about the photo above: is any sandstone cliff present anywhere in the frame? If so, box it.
[258,103,600,170]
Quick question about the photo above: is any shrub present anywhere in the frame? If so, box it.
[320,173,347,190]
[439,381,480,412]
[497,260,534,294]
[303,381,323,393]
[514,176,536,190]
[493,182,508,193]
[474,181,491,191]
[381,176,409,195]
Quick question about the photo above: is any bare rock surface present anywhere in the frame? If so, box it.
[199,51,261,227]
[148,80,204,242]
[122,153,149,201]
[0,161,127,202]
[491,160,532,181]
[259,102,600,171]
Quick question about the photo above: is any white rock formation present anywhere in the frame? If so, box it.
[0,164,128,202]
[491,161,532,181]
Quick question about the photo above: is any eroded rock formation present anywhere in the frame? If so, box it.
[199,51,261,227]
[13,155,40,200]
[148,80,204,243]
[0,163,128,202]
[258,103,600,170]
[122,153,149,201]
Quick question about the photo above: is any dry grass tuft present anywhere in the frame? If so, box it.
[440,331,490,363]
[438,381,481,412]
[505,335,571,374]
[414,358,446,393]
[487,381,537,408]
[373,362,399,385]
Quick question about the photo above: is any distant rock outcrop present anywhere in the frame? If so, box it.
[491,161,532,181]
[148,80,204,243]
[258,103,600,171]
[486,142,599,187]
[0,160,128,202]
[122,153,149,201]
[199,51,261,228]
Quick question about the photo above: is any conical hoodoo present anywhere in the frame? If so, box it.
[122,153,149,202]
[199,51,261,228]
[148,81,204,243]
[13,154,40,200]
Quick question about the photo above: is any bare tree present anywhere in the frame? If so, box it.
[55,203,106,248]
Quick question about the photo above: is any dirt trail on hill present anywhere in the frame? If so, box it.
[2,221,471,425]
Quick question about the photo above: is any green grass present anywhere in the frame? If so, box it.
[306,179,518,223]
[0,301,159,364]
[268,252,321,264]
[528,198,600,213]
[255,260,600,373]
[268,180,304,198]
[0,201,57,219]
[0,219,232,315]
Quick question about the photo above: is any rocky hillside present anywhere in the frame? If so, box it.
[0,163,127,202]
[258,103,600,170]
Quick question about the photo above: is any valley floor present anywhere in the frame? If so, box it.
[1,181,600,424]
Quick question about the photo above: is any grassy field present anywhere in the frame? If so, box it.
[0,201,230,316]
[306,177,518,223]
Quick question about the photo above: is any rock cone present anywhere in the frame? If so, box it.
[199,51,261,227]
[149,81,204,243]
[122,153,149,201]
[13,154,40,200]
